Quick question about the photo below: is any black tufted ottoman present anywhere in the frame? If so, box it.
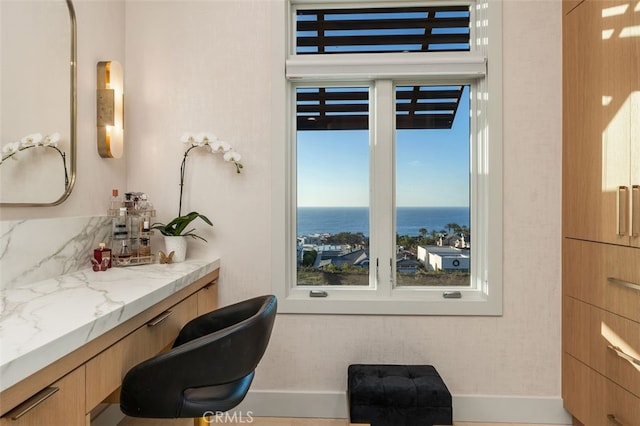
[348,364,452,426]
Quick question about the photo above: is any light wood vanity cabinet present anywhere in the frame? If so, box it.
[0,269,219,425]
[0,367,86,426]
[562,1,640,425]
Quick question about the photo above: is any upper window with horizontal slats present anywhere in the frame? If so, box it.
[295,5,471,55]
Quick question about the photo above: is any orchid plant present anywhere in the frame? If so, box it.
[152,132,243,242]
[0,133,69,189]
[177,132,243,217]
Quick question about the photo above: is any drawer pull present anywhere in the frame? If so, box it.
[5,386,59,420]
[618,186,629,236]
[607,277,640,293]
[203,279,218,290]
[632,185,639,238]
[147,310,172,327]
[607,414,625,426]
[607,344,640,367]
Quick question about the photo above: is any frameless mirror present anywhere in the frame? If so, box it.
[0,0,77,207]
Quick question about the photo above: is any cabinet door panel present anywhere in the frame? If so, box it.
[563,0,632,245]
[630,0,640,248]
[0,367,85,426]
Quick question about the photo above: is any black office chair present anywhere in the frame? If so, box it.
[120,294,277,425]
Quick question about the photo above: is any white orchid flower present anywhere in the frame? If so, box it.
[43,132,60,147]
[180,132,196,145]
[210,140,231,153]
[21,133,43,147]
[223,150,242,163]
[2,141,19,154]
[195,132,217,146]
[2,141,21,156]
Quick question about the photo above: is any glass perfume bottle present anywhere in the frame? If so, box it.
[139,237,151,257]
[109,189,122,211]
[118,240,131,265]
[94,242,112,269]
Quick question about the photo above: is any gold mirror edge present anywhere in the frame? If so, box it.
[0,0,77,208]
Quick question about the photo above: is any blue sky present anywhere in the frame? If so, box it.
[297,86,470,208]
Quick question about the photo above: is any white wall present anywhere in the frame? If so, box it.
[1,0,564,422]
[124,0,563,420]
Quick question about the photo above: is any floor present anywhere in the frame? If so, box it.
[118,417,565,426]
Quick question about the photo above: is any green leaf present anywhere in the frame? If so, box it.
[150,211,213,239]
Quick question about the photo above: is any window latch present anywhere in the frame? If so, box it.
[443,291,462,299]
[309,290,328,298]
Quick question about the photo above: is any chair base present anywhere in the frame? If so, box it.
[194,416,209,426]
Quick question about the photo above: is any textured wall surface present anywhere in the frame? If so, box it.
[1,0,563,410]
[125,0,563,399]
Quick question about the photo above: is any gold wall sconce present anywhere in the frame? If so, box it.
[97,61,123,158]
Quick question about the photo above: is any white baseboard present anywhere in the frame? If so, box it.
[451,394,572,424]
[94,392,572,425]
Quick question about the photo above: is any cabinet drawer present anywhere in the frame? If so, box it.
[562,353,594,423]
[564,239,640,322]
[85,293,197,410]
[563,353,640,426]
[602,378,640,426]
[197,279,218,315]
[0,366,85,426]
[564,296,640,397]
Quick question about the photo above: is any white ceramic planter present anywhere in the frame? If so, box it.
[163,235,188,263]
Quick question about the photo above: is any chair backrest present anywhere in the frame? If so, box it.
[172,294,278,383]
[169,294,277,386]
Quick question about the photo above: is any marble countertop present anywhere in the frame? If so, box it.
[0,257,220,392]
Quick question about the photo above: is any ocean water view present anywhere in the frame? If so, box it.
[297,206,470,237]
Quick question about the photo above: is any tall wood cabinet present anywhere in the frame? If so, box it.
[562,1,640,425]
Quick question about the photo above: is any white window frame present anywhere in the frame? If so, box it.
[271,0,502,316]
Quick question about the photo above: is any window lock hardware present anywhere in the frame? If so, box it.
[310,290,328,298]
[443,291,462,299]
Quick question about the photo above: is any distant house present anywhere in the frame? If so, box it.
[396,256,421,274]
[438,233,471,249]
[417,246,470,272]
[298,233,329,245]
[314,248,369,269]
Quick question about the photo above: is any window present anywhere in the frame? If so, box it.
[273,0,502,315]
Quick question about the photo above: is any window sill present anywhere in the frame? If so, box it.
[275,288,503,316]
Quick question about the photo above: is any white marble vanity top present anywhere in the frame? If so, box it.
[0,257,220,392]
